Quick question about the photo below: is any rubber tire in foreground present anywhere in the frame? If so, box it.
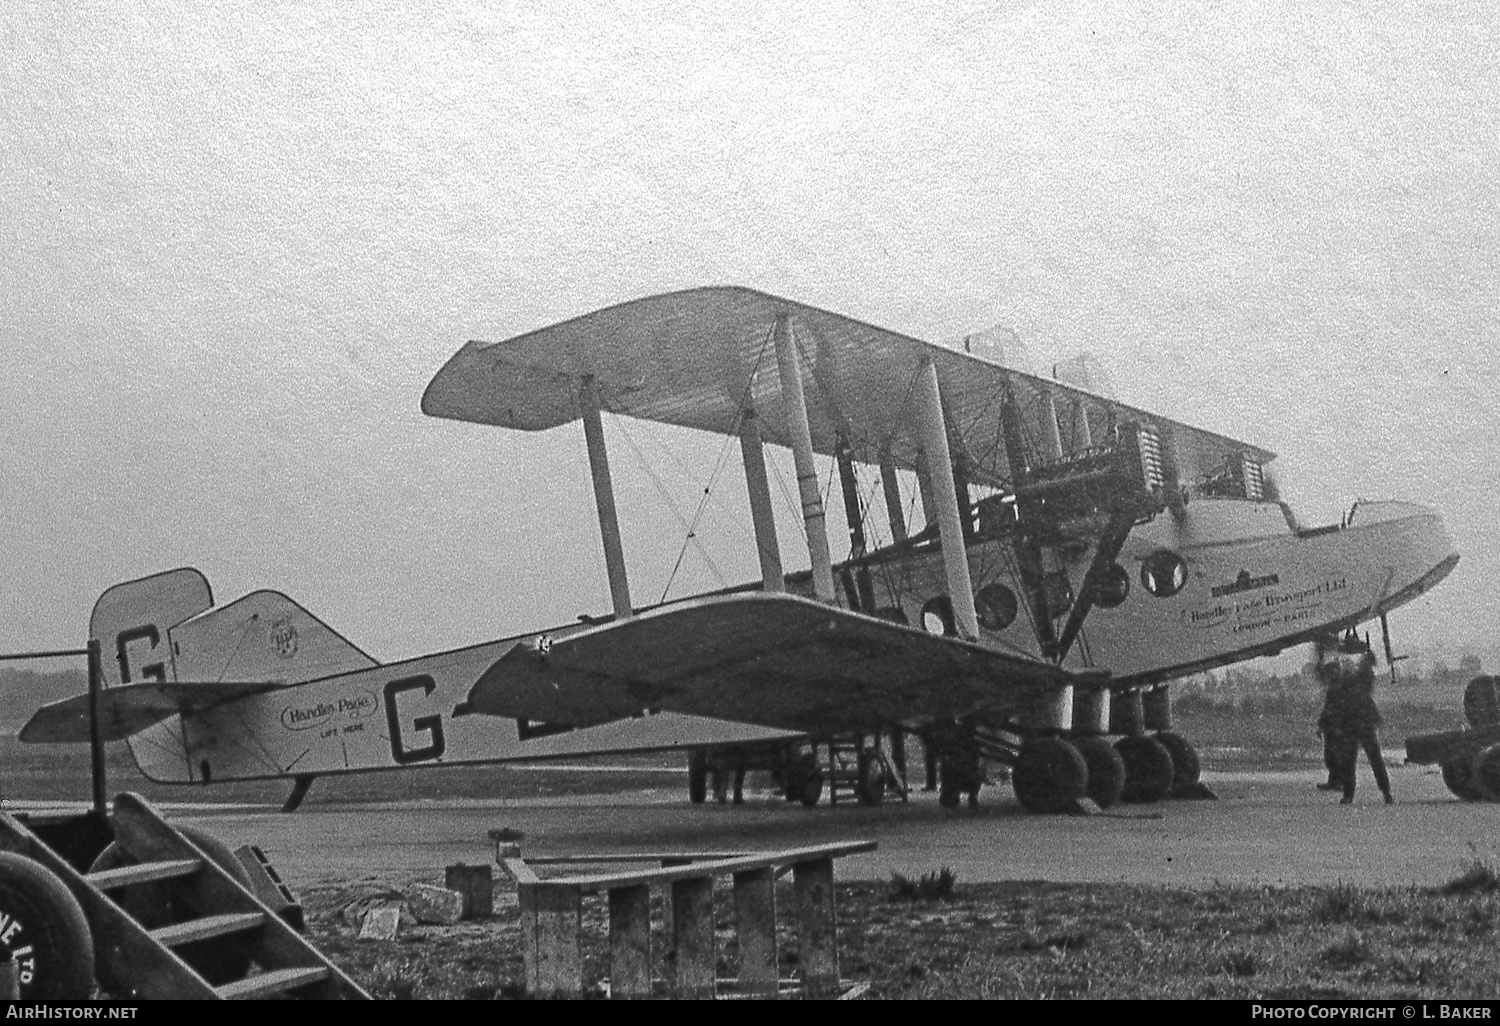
[1011,737,1088,815]
[1441,756,1486,802]
[1072,736,1126,809]
[1154,730,1202,790]
[786,753,823,807]
[0,851,94,1000]
[1115,734,1175,804]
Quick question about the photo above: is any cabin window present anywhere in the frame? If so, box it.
[975,583,1018,631]
[921,596,957,636]
[1140,550,1188,598]
[1092,562,1131,608]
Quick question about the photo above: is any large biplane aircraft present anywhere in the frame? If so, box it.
[23,287,1457,813]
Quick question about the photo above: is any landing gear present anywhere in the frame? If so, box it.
[1072,736,1126,809]
[856,749,885,806]
[1011,737,1087,814]
[1154,730,1202,791]
[1115,734,1175,804]
[784,751,824,807]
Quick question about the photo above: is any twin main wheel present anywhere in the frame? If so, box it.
[1011,732,1200,813]
[0,852,95,1000]
[1441,745,1500,802]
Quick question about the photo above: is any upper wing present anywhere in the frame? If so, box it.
[467,592,1073,736]
[19,681,285,744]
[423,286,1274,489]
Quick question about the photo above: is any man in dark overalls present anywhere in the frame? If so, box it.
[1325,632,1394,805]
[1314,633,1348,792]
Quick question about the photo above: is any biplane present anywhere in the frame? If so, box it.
[22,287,1458,813]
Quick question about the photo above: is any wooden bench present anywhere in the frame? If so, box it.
[495,840,876,999]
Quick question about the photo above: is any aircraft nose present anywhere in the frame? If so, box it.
[1348,500,1458,612]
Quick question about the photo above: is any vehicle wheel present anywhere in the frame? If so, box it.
[787,753,823,807]
[1441,757,1486,802]
[1473,745,1500,802]
[938,784,961,809]
[856,751,885,806]
[0,851,94,1000]
[1073,736,1126,809]
[1154,731,1202,790]
[688,749,708,805]
[1116,734,1175,804]
[1011,737,1088,815]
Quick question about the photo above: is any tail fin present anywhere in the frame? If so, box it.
[170,589,378,684]
[88,569,377,783]
[91,568,215,687]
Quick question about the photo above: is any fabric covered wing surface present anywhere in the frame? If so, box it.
[422,286,1274,485]
[19,681,285,744]
[467,593,1067,736]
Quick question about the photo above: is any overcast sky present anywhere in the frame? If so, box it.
[3,1,1496,667]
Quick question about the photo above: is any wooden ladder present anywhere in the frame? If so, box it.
[0,794,368,1000]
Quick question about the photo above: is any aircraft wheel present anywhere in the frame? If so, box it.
[688,749,708,805]
[1473,745,1500,802]
[938,784,961,809]
[1441,757,1486,801]
[1073,736,1126,809]
[0,852,94,1000]
[786,753,823,807]
[1154,731,1202,790]
[1011,737,1088,815]
[1116,734,1175,804]
[856,751,885,806]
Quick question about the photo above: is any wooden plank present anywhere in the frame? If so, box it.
[217,966,328,1000]
[669,877,715,999]
[733,868,777,999]
[152,911,265,947]
[516,883,539,996]
[87,859,202,890]
[792,858,838,998]
[532,884,583,999]
[111,793,368,999]
[532,840,876,892]
[607,884,652,1000]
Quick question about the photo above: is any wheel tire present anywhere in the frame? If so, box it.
[688,749,708,805]
[1116,734,1175,804]
[938,785,961,809]
[1442,757,1486,802]
[1154,730,1202,790]
[1012,737,1088,815]
[1073,736,1126,809]
[1473,745,1500,802]
[856,752,885,806]
[0,852,94,1000]
[787,753,823,807]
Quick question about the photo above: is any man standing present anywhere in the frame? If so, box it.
[1328,632,1394,805]
[1315,634,1348,792]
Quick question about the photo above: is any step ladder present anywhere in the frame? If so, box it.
[0,793,367,1000]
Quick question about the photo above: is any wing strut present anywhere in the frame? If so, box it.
[581,375,634,620]
[738,406,785,593]
[913,356,979,639]
[773,313,836,603]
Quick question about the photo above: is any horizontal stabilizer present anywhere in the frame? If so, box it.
[469,592,1071,737]
[19,681,286,744]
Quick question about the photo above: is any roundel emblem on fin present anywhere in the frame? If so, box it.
[269,618,300,659]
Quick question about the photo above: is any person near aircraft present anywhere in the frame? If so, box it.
[1325,633,1394,805]
[1315,634,1349,792]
